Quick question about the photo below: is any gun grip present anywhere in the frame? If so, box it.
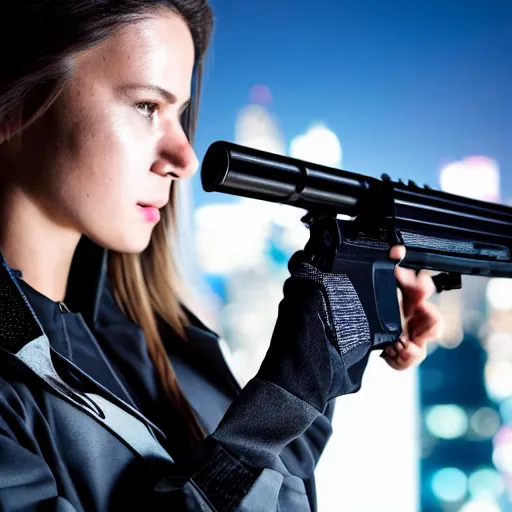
[333,256,403,350]
[374,260,402,337]
[304,215,403,350]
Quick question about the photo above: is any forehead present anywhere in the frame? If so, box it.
[74,12,195,101]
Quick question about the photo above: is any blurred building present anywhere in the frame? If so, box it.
[419,156,511,511]
[193,88,512,511]
[193,85,306,381]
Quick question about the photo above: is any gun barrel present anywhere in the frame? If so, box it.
[201,142,512,268]
[201,141,372,215]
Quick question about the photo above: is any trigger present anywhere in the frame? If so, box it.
[432,272,462,293]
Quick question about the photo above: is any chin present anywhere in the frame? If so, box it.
[117,237,152,254]
[92,230,153,255]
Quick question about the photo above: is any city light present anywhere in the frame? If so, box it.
[431,467,468,502]
[235,86,286,156]
[425,404,469,439]
[484,361,512,402]
[484,332,512,362]
[468,468,505,500]
[469,408,501,439]
[194,200,273,274]
[493,441,512,473]
[439,156,500,203]
[289,122,343,168]
[500,397,512,425]
[486,279,512,312]
[458,498,503,512]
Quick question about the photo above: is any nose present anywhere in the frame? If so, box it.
[152,127,199,180]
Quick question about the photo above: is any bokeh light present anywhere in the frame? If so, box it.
[439,156,500,203]
[484,361,512,402]
[486,279,512,312]
[468,468,505,500]
[458,499,503,512]
[500,397,512,425]
[289,122,342,168]
[426,405,469,439]
[469,408,501,439]
[431,467,468,502]
[492,427,512,474]
[484,332,512,362]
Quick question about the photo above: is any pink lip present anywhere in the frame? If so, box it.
[137,205,160,223]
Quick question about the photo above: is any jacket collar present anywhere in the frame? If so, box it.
[182,310,241,396]
[65,236,107,327]
[65,237,240,397]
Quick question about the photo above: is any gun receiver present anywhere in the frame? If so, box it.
[201,141,512,348]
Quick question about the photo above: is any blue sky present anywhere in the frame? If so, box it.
[192,0,511,206]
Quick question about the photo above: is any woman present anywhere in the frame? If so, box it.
[0,1,441,510]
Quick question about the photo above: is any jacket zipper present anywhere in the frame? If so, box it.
[59,302,71,313]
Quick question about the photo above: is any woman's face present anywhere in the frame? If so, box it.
[5,11,197,253]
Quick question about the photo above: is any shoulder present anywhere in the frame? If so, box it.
[183,306,220,339]
[0,357,39,439]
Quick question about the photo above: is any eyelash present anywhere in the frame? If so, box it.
[135,102,159,120]
[135,101,190,129]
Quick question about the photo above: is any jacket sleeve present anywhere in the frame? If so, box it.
[164,271,373,512]
[0,415,79,512]
[280,400,335,510]
[161,379,324,512]
[0,270,368,512]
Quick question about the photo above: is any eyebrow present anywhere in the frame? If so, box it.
[117,84,190,108]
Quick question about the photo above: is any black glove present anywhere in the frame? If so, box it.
[255,254,373,412]
[172,247,376,511]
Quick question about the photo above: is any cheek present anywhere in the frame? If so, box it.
[59,109,151,212]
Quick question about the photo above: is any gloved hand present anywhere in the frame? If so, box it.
[255,241,444,410]
[176,243,440,512]
[255,253,373,413]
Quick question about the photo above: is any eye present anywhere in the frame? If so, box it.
[180,105,192,140]
[180,108,189,130]
[135,102,159,120]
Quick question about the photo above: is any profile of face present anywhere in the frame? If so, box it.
[2,11,198,253]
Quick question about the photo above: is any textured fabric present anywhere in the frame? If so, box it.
[292,263,371,355]
[187,438,261,511]
[0,261,43,352]
[0,235,373,511]
[256,264,373,412]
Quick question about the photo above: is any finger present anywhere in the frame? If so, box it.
[381,352,408,371]
[390,244,436,305]
[390,245,406,262]
[408,302,443,348]
[394,267,430,321]
[385,345,397,358]
[383,339,427,369]
[383,337,407,359]
[381,337,417,367]
[412,322,443,350]
[396,341,427,366]
[395,267,420,320]
[396,267,436,309]
[395,265,417,289]
[394,338,408,352]
[415,271,437,301]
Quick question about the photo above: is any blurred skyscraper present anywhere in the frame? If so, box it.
[288,122,419,512]
[419,156,511,512]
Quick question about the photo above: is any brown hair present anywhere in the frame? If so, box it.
[0,0,213,445]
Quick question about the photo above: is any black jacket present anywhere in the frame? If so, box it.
[0,237,335,511]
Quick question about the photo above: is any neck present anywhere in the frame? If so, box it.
[0,187,82,302]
